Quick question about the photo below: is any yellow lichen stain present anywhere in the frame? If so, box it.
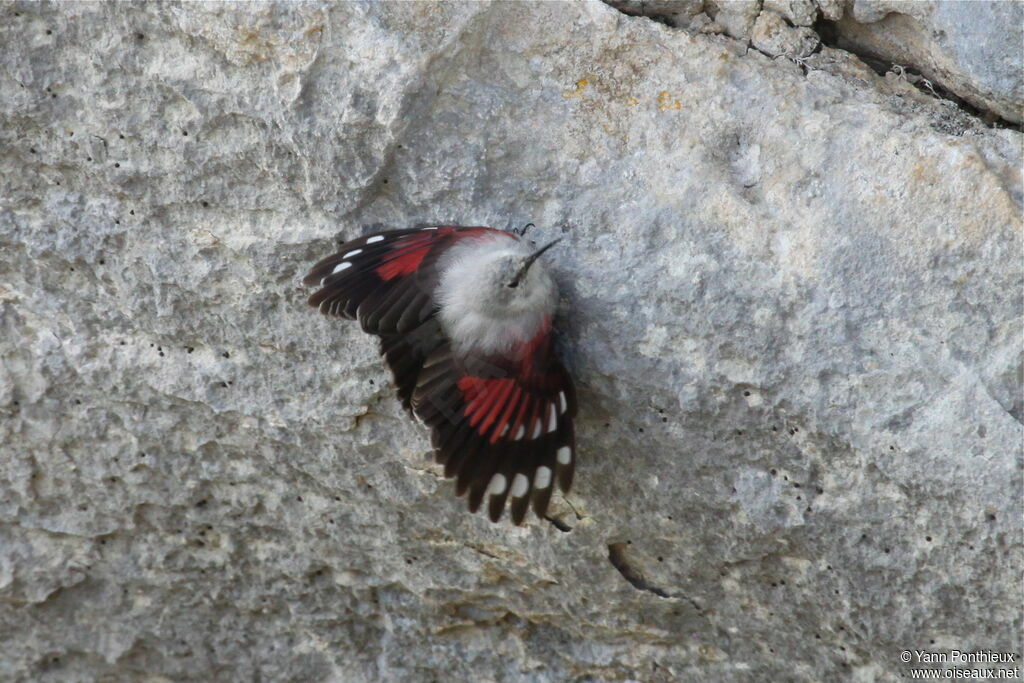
[561,77,590,99]
[657,90,682,112]
[626,96,639,106]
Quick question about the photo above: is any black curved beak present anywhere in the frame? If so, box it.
[509,238,562,287]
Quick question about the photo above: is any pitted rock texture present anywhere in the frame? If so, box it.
[1,1,1021,681]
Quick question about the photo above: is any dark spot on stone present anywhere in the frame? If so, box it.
[201,201,209,207]
[182,130,188,136]
[129,210,134,215]
[382,178,388,184]
[638,427,644,433]
[46,29,52,35]
[884,548,891,554]
[743,391,750,396]
[114,163,120,167]
[186,347,194,353]
[30,147,36,154]
[925,536,932,542]
[136,33,144,40]
[770,469,777,476]
[219,381,227,388]
[222,351,230,358]
[297,496,303,502]
[196,499,207,508]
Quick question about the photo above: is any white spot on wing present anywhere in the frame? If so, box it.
[531,418,542,439]
[511,473,529,498]
[547,403,557,433]
[421,226,438,230]
[500,423,509,437]
[514,425,525,441]
[558,391,567,414]
[557,446,572,465]
[487,473,507,496]
[343,249,362,258]
[534,466,552,490]
[331,262,352,274]
[366,235,385,244]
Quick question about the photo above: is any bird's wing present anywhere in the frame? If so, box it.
[304,227,457,335]
[304,226,510,411]
[411,327,577,524]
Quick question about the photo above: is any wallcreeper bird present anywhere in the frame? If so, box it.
[304,226,576,525]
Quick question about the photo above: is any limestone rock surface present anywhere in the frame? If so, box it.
[834,0,1023,124]
[1,1,1021,681]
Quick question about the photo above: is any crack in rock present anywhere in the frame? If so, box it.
[607,543,702,612]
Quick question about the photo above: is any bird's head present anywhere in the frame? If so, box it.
[437,233,562,353]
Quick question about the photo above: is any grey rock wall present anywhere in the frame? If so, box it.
[615,0,1024,124]
[1,1,1021,681]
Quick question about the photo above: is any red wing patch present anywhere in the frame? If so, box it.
[413,333,577,525]
[305,227,457,334]
[375,233,437,281]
